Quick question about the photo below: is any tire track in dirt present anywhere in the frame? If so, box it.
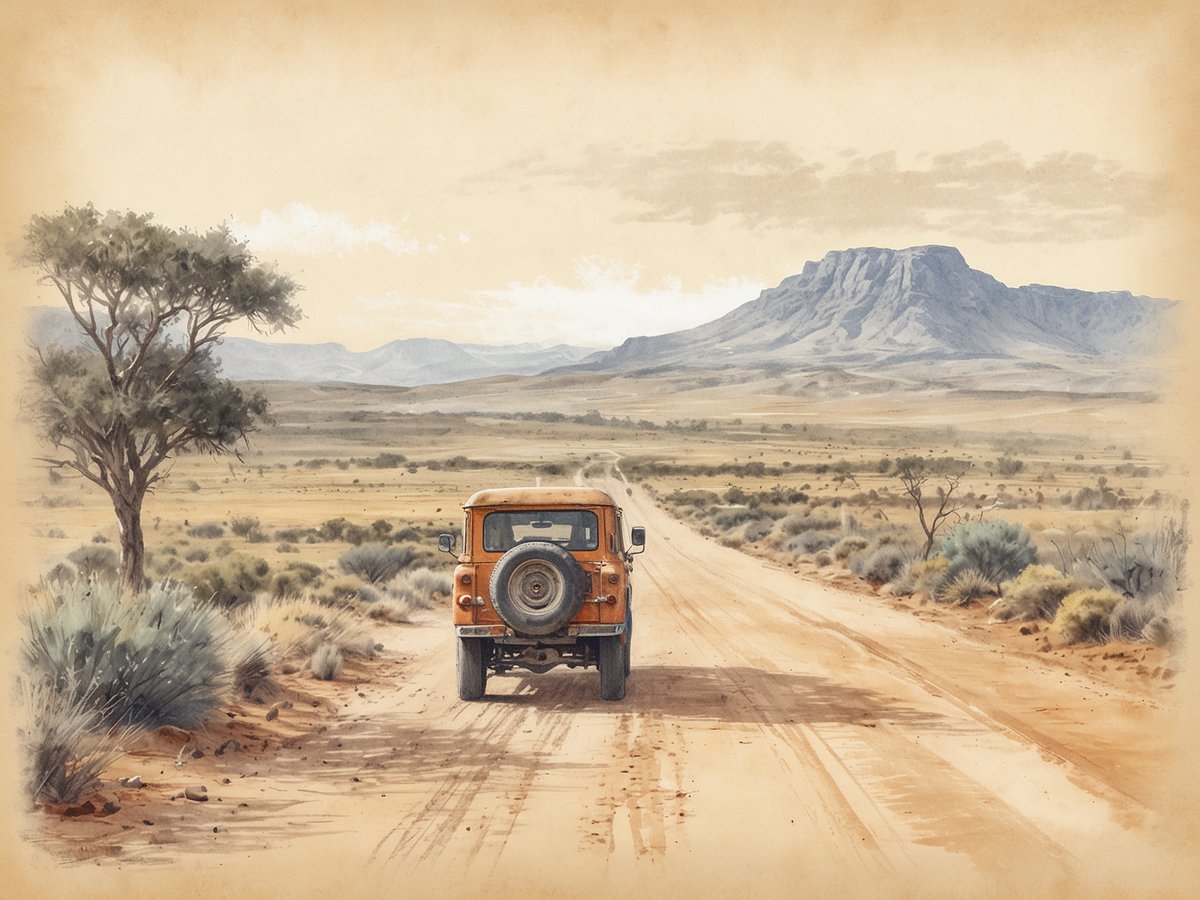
[631,502,1079,876]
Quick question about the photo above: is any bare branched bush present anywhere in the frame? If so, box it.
[338,543,417,584]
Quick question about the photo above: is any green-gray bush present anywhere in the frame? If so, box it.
[187,522,225,539]
[23,579,235,729]
[66,545,119,581]
[938,520,1037,584]
[832,534,869,561]
[850,544,908,584]
[785,529,840,555]
[1142,615,1184,650]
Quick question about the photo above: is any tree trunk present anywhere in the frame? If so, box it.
[113,491,146,593]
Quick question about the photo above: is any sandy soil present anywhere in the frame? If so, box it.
[11,473,1197,898]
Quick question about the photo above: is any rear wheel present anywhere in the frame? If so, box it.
[599,636,626,701]
[623,612,632,677]
[457,637,487,701]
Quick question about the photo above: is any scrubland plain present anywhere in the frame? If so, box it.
[12,369,1194,898]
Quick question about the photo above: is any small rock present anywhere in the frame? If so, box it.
[222,777,231,785]
[266,706,279,722]
[1163,668,1177,680]
[1019,625,1033,636]
[191,748,206,759]
[280,662,300,675]
[100,800,121,815]
[143,819,154,826]
[63,800,96,818]
[281,700,294,710]
[121,775,145,788]
[184,786,209,802]
[216,739,243,756]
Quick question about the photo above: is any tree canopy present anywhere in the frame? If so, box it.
[22,204,302,589]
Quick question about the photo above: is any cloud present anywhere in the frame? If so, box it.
[356,257,763,347]
[481,141,1169,244]
[230,202,437,256]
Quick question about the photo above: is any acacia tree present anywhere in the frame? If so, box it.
[893,456,970,559]
[22,205,301,590]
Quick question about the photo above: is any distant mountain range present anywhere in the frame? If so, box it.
[576,246,1175,380]
[24,245,1179,392]
[24,308,597,386]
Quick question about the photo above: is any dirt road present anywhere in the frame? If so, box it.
[15,476,1195,898]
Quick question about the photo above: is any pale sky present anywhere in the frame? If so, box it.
[2,1,1197,351]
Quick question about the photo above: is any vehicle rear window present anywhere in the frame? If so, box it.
[482,510,599,552]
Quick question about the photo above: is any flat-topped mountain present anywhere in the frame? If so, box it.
[579,246,1174,376]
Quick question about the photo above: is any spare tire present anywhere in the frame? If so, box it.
[490,542,586,636]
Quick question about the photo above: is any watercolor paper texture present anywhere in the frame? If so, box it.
[1,2,1197,897]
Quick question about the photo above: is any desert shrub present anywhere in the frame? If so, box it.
[310,643,344,680]
[230,516,261,538]
[147,551,184,578]
[277,542,298,554]
[341,524,372,545]
[382,567,451,615]
[242,598,372,660]
[184,547,210,563]
[275,527,316,543]
[711,506,763,529]
[314,575,376,606]
[227,631,274,692]
[66,545,120,581]
[269,560,326,597]
[938,520,1037,584]
[1085,521,1188,605]
[1108,598,1158,640]
[187,522,225,539]
[778,512,839,536]
[851,544,908,585]
[1142,615,1184,650]
[18,676,135,805]
[892,556,949,598]
[785,529,840,555]
[23,578,235,729]
[338,543,417,584]
[813,550,833,567]
[742,518,776,543]
[181,553,271,609]
[832,534,869,561]
[364,598,413,623]
[939,569,996,606]
[318,517,351,541]
[246,527,270,543]
[1053,589,1123,644]
[993,564,1078,621]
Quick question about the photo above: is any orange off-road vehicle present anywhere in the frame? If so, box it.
[438,487,645,702]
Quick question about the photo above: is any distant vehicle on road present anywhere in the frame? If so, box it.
[439,487,645,701]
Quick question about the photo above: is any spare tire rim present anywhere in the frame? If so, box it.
[508,559,566,614]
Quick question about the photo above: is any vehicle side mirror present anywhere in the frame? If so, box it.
[438,533,456,555]
[629,526,646,556]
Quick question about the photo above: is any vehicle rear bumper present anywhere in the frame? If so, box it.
[455,622,625,638]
